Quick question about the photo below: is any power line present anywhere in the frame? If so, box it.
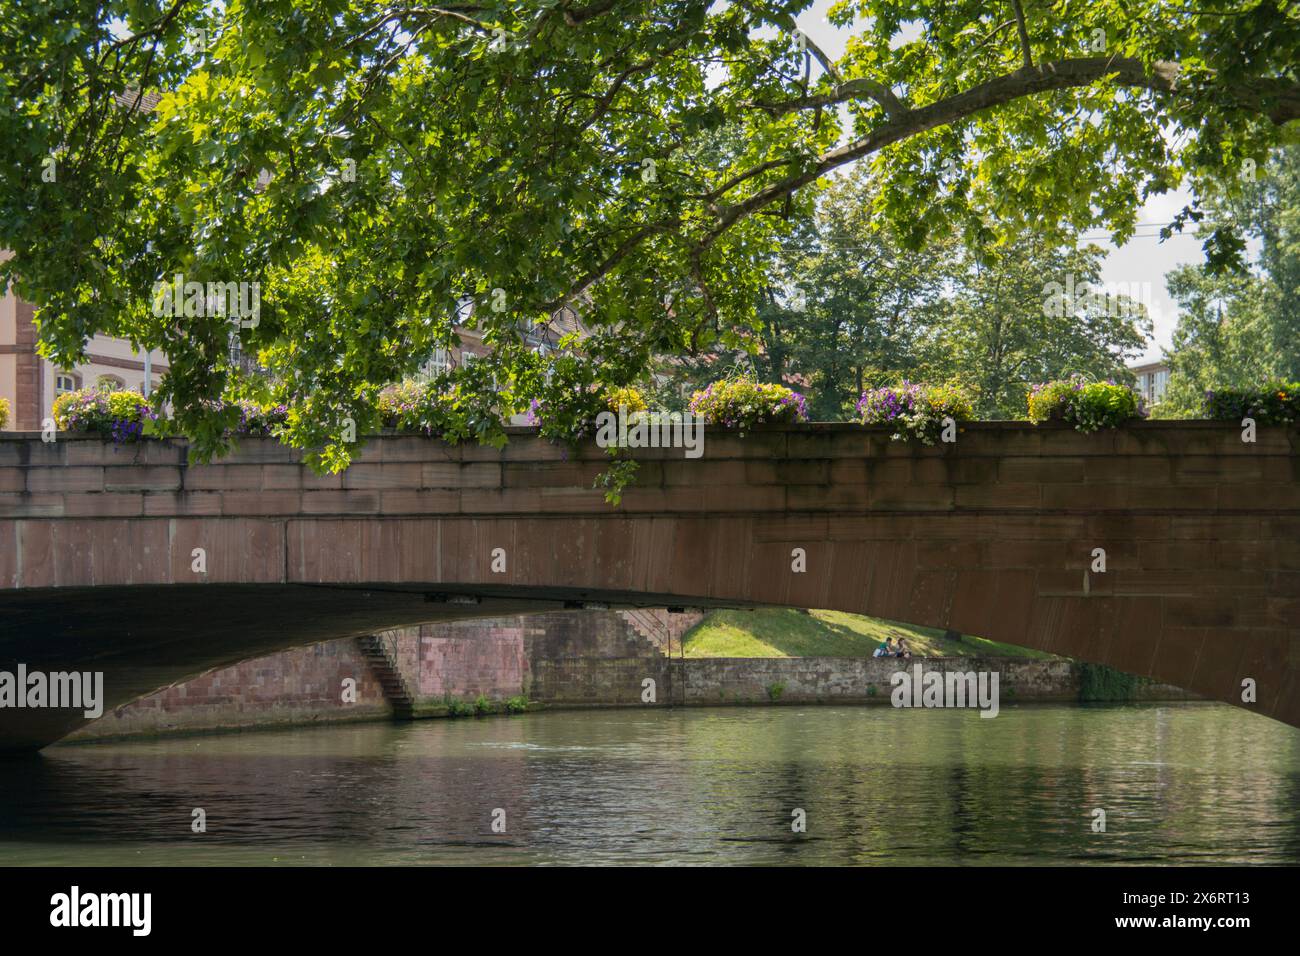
[1078,230,1205,241]
[1078,219,1219,241]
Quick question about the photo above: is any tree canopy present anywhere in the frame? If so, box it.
[1,0,1297,463]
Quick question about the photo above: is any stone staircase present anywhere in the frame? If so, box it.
[620,609,674,653]
[619,609,705,655]
[357,634,416,720]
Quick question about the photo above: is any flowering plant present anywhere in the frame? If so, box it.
[0,396,9,430]
[1026,377,1080,424]
[52,388,159,442]
[604,386,648,415]
[378,381,428,429]
[377,380,463,437]
[856,381,974,443]
[526,384,648,438]
[230,399,288,437]
[1202,382,1299,425]
[1028,376,1142,432]
[688,377,808,429]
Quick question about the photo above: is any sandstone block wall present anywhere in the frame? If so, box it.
[387,610,668,707]
[69,638,390,740]
[65,610,668,737]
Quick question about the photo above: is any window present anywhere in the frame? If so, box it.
[417,348,449,381]
[554,305,579,331]
[95,374,125,392]
[227,332,264,375]
[55,373,78,395]
[1154,370,1169,403]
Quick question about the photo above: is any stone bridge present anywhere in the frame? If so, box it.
[1,421,1298,750]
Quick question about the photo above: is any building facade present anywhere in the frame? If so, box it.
[1,267,168,431]
[1130,359,1170,408]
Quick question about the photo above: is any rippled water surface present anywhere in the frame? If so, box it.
[1,702,1298,865]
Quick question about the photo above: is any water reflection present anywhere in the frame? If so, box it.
[1,702,1298,865]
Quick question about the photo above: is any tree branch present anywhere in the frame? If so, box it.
[1009,0,1034,69]
[559,56,1300,301]
[543,217,681,312]
[703,158,799,203]
[575,32,696,133]
[561,0,621,27]
[796,30,842,83]
[716,58,1195,235]
[756,75,905,117]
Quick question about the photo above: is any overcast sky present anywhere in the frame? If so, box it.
[795,2,1200,365]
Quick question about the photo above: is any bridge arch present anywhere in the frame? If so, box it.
[1,422,1297,749]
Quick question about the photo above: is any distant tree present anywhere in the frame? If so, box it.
[654,168,1152,419]
[774,173,945,419]
[1158,269,1274,417]
[922,239,1151,417]
[645,171,943,418]
[1158,144,1300,417]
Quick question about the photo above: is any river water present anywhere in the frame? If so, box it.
[1,702,1298,866]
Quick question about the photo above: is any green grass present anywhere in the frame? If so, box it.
[680,608,1055,660]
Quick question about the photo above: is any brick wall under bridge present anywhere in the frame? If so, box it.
[383,610,680,711]
[1,421,1297,750]
[67,610,677,739]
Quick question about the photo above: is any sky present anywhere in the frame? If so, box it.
[795,1,1202,365]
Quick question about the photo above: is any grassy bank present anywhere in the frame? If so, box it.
[681,609,1055,659]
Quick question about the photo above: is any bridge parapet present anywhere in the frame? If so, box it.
[0,421,1295,521]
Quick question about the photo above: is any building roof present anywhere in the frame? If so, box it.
[1128,359,1169,374]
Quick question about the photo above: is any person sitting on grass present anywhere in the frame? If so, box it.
[874,637,895,658]
[895,638,912,660]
